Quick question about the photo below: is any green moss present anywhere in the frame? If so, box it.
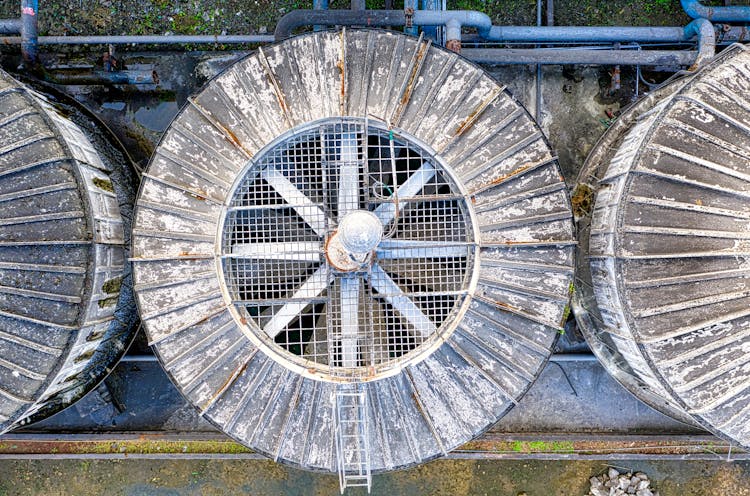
[97,296,119,308]
[510,440,576,454]
[560,305,571,328]
[92,177,114,193]
[171,12,203,34]
[571,183,593,218]
[102,277,122,295]
[74,349,95,363]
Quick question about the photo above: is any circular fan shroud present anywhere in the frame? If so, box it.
[574,43,750,444]
[133,29,575,472]
[219,117,479,380]
[0,69,134,433]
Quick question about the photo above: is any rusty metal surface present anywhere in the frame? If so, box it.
[132,29,575,473]
[574,43,750,448]
[0,70,135,433]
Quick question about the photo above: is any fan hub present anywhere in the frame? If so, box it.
[326,210,383,272]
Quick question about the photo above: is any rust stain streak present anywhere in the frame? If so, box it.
[187,97,253,159]
[453,86,504,139]
[257,46,293,128]
[338,28,347,116]
[200,349,257,413]
[390,33,431,128]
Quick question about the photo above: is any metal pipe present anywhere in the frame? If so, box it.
[535,0,542,124]
[461,48,698,66]
[421,0,441,42]
[0,34,276,45]
[682,0,750,22]
[0,18,20,34]
[684,18,716,68]
[274,9,495,41]
[549,353,598,362]
[46,69,159,85]
[486,25,693,43]
[20,0,38,64]
[274,9,718,45]
[414,10,492,38]
[313,0,329,32]
[546,0,553,27]
[275,10,406,39]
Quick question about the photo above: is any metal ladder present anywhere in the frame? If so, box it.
[334,387,372,493]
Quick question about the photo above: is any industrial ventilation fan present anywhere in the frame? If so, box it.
[0,69,137,433]
[131,29,575,487]
[574,43,750,449]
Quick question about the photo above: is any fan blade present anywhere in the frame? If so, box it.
[373,162,436,226]
[229,241,322,262]
[263,266,332,337]
[369,264,437,337]
[376,239,470,259]
[339,276,361,368]
[337,132,361,219]
[260,165,331,235]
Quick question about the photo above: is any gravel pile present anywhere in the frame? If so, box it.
[587,468,659,496]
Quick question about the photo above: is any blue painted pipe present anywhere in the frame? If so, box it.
[21,0,38,64]
[420,0,440,41]
[682,0,750,22]
[313,0,328,32]
[684,18,715,68]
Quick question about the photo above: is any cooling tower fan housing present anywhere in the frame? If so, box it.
[0,69,137,433]
[574,43,750,443]
[132,29,575,475]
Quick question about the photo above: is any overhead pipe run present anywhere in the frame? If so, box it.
[0,0,725,70]
[682,0,750,22]
[465,19,716,67]
[274,9,717,67]
[2,34,275,45]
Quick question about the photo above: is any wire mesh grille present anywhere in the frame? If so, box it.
[221,118,476,375]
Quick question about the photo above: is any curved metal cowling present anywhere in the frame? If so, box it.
[0,70,136,433]
[574,44,750,444]
[132,29,575,472]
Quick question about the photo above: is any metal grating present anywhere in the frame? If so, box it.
[221,118,475,375]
